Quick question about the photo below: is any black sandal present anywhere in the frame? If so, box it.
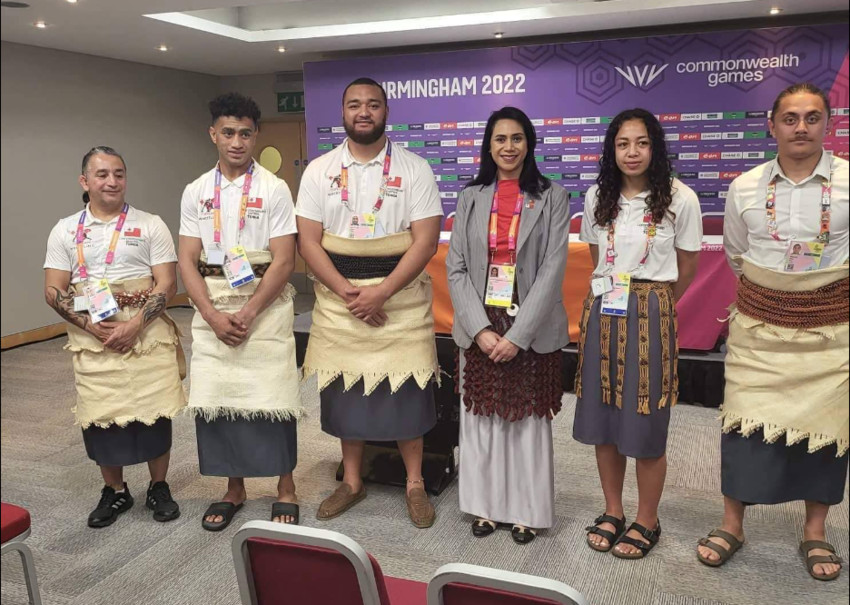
[201,501,243,532]
[612,520,661,559]
[511,525,537,545]
[585,513,627,552]
[271,502,300,525]
[472,518,497,537]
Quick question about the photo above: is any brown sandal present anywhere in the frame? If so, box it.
[800,540,843,581]
[697,529,744,567]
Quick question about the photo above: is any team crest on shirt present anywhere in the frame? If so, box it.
[68,227,92,242]
[246,197,265,220]
[200,198,215,213]
[123,225,143,247]
[383,175,404,198]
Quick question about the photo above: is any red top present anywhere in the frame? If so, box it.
[492,179,522,265]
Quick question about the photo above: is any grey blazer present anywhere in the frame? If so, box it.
[446,181,570,353]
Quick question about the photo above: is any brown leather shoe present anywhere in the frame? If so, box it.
[406,486,435,529]
[316,483,367,520]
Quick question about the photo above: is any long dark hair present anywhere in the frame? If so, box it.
[594,108,673,227]
[80,146,126,205]
[466,106,550,197]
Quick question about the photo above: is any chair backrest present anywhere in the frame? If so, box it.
[568,212,583,234]
[232,520,391,605]
[701,211,725,236]
[427,563,588,605]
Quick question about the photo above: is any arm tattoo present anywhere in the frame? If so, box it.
[48,287,90,331]
[141,292,167,327]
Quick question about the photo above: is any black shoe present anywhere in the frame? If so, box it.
[472,518,497,537]
[146,481,180,522]
[88,483,134,528]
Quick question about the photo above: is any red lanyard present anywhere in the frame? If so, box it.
[489,181,524,263]
[604,209,657,270]
[75,203,129,281]
[213,161,255,246]
[340,140,392,213]
[766,170,832,244]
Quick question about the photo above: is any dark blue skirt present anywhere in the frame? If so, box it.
[722,428,848,505]
[82,417,172,467]
[320,377,436,441]
[195,416,297,478]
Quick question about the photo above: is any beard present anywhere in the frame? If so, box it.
[344,118,386,145]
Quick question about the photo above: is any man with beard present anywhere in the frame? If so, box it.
[296,77,444,528]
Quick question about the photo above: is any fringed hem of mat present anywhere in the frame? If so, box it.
[185,406,306,423]
[201,282,297,307]
[302,366,441,395]
[719,411,849,457]
[74,408,184,430]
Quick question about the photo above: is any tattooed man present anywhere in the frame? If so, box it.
[44,146,186,528]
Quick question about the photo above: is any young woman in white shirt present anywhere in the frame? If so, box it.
[574,108,702,559]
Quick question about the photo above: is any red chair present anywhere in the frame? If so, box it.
[702,211,725,236]
[427,563,587,605]
[1,502,43,605]
[568,212,583,234]
[232,520,426,605]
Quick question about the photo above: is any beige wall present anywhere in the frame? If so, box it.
[0,42,220,337]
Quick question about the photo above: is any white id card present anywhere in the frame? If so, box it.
[783,240,824,273]
[348,213,376,239]
[205,241,225,266]
[591,276,614,297]
[223,245,256,289]
[84,278,120,323]
[73,295,88,312]
[484,264,516,308]
[600,273,631,317]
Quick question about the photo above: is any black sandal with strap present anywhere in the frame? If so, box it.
[585,513,627,552]
[201,501,243,532]
[472,518,497,538]
[271,502,300,525]
[800,540,843,581]
[612,520,661,559]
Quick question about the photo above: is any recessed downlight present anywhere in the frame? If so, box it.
[769,7,782,15]
[158,44,168,52]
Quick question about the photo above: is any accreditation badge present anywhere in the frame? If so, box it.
[204,241,225,266]
[484,264,516,308]
[348,213,376,239]
[223,245,256,289]
[84,278,120,323]
[601,273,631,317]
[783,240,824,273]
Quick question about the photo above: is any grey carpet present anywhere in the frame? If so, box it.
[2,308,847,605]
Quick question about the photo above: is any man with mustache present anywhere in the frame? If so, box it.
[697,83,848,582]
[296,77,443,527]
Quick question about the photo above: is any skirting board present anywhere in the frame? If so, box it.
[1,293,192,351]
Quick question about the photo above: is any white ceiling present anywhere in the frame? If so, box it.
[1,0,847,76]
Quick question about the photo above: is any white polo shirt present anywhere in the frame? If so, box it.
[580,178,703,282]
[179,161,297,252]
[295,138,443,237]
[724,151,849,275]
[44,204,177,284]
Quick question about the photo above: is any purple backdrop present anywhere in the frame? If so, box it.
[304,25,849,221]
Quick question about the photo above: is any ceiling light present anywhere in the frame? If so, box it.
[34,20,46,28]
[277,45,286,53]
[494,32,504,39]
[66,0,77,4]
[769,7,782,15]
[158,44,168,52]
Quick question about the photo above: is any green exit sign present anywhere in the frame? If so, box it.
[277,92,305,113]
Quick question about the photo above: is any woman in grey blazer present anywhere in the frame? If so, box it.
[446,106,570,545]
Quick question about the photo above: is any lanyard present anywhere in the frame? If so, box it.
[488,181,525,263]
[213,161,255,246]
[341,140,392,213]
[75,203,129,281]
[604,209,658,271]
[766,170,832,244]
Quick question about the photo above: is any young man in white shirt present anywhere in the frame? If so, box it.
[44,146,185,528]
[697,83,848,581]
[178,93,303,531]
[296,78,443,528]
